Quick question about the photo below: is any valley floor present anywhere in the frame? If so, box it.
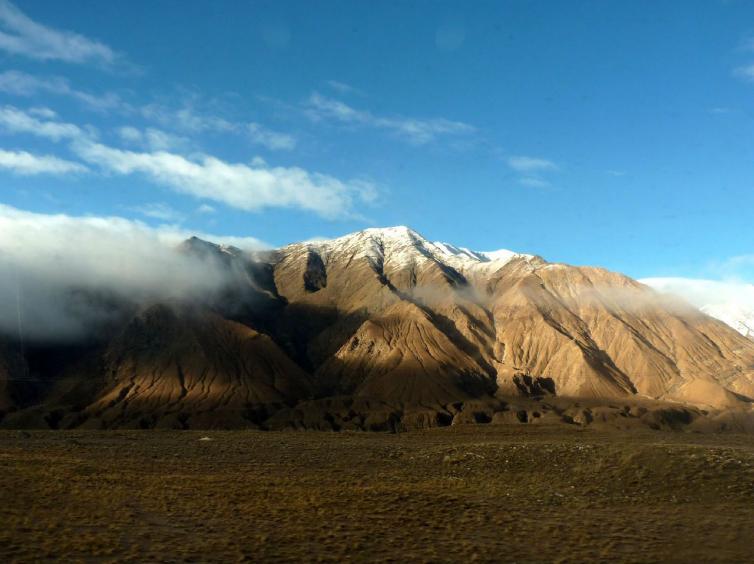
[1,426,753,562]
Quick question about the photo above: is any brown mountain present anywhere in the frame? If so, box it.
[273,227,754,407]
[1,226,753,430]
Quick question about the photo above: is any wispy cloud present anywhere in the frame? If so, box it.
[141,102,296,150]
[717,254,754,280]
[247,122,296,150]
[518,176,550,188]
[723,254,754,268]
[0,104,86,140]
[733,64,754,82]
[0,148,87,175]
[0,0,122,67]
[0,70,125,112]
[304,92,475,145]
[116,126,188,151]
[196,204,216,214]
[127,202,185,222]
[27,106,56,119]
[506,156,558,173]
[325,80,363,96]
[0,106,375,219]
[506,155,558,188]
[141,102,236,134]
[72,140,376,219]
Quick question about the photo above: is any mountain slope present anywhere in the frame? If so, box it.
[316,300,494,405]
[64,305,310,429]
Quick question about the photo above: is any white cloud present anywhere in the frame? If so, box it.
[641,277,733,307]
[0,204,267,342]
[127,202,185,222]
[116,125,141,143]
[0,70,124,111]
[0,104,85,140]
[0,0,119,66]
[641,277,754,336]
[72,140,376,219]
[0,148,87,175]
[506,156,558,173]
[734,64,754,81]
[142,128,187,151]
[116,125,188,151]
[506,155,558,188]
[27,106,56,119]
[196,204,216,214]
[247,122,296,150]
[141,102,295,150]
[304,92,475,145]
[518,176,550,188]
[306,93,360,122]
[325,80,362,96]
[0,106,375,219]
[140,103,236,134]
[722,254,754,271]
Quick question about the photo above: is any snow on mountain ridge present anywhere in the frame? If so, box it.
[282,226,532,272]
[479,249,527,263]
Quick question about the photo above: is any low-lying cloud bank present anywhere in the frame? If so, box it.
[0,204,266,343]
[641,277,754,308]
[642,277,754,336]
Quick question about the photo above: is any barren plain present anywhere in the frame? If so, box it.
[2,426,753,562]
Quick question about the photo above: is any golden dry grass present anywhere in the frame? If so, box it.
[1,426,753,562]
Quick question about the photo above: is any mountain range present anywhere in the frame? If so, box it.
[1,226,753,431]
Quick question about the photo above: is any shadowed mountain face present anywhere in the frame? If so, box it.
[0,341,28,411]
[2,226,754,430]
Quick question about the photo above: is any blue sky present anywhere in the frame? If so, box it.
[2,0,754,282]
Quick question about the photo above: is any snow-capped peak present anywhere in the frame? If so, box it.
[360,225,419,239]
[432,241,533,267]
[281,225,533,273]
[431,241,487,262]
[481,249,531,263]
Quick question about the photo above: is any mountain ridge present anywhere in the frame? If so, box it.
[1,225,753,431]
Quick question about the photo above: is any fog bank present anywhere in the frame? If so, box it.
[0,204,265,343]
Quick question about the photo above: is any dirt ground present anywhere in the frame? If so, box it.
[1,426,753,563]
